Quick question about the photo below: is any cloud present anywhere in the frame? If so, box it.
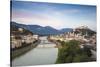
[11,4,96,31]
[62,9,80,14]
[12,9,63,29]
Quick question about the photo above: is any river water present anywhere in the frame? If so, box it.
[12,36,58,66]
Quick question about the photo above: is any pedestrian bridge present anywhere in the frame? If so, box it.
[36,43,56,48]
[37,36,56,48]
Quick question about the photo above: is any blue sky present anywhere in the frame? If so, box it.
[11,1,96,31]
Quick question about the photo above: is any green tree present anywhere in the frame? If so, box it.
[56,40,92,63]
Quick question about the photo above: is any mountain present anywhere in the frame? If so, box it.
[10,21,73,36]
[11,21,27,29]
[10,22,33,35]
[60,28,73,33]
[75,26,96,36]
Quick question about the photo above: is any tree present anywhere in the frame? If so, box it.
[56,40,92,63]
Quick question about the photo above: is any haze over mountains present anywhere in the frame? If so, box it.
[11,21,73,36]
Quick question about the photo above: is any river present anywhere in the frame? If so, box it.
[12,36,58,66]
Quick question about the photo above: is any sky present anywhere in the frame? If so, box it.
[11,1,96,31]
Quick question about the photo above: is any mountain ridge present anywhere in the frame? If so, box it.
[11,21,73,36]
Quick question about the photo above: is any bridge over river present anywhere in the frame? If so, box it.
[12,36,58,66]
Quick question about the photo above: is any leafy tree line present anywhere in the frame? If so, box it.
[56,40,93,63]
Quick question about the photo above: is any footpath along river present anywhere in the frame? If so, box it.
[12,36,58,66]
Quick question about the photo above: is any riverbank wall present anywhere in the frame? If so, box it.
[11,40,41,60]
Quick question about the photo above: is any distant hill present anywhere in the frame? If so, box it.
[11,21,73,36]
[60,28,73,33]
[10,22,33,35]
[74,26,96,36]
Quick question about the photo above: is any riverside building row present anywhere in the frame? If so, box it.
[11,28,39,49]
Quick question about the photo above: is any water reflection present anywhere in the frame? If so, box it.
[12,36,58,66]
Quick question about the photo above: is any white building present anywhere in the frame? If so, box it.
[11,35,22,49]
[18,28,23,32]
[33,35,39,40]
